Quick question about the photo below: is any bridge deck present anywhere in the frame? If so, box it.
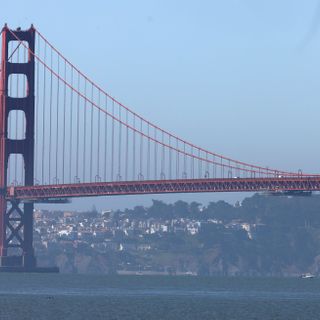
[6,177,320,200]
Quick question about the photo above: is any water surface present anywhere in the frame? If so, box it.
[0,274,319,319]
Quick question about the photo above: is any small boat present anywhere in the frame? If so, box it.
[301,273,315,279]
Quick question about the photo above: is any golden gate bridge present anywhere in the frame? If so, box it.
[0,25,319,271]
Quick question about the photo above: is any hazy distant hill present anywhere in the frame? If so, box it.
[37,194,320,276]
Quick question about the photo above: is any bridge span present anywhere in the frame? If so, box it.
[7,176,320,200]
[0,24,318,271]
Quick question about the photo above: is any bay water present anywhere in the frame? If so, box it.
[0,274,319,319]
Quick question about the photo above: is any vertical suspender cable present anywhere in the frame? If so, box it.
[22,45,26,184]
[125,109,128,181]
[147,123,150,180]
[212,155,215,178]
[198,149,201,178]
[97,90,101,180]
[132,114,135,180]
[69,67,74,183]
[104,95,107,181]
[161,132,164,178]
[184,143,187,178]
[48,48,53,184]
[191,147,194,179]
[83,79,87,182]
[111,99,115,181]
[111,100,114,181]
[8,42,12,184]
[90,83,94,181]
[183,142,186,178]
[35,34,40,185]
[154,128,157,179]
[176,139,179,179]
[76,72,80,181]
[15,45,20,184]
[205,152,209,177]
[62,60,67,183]
[139,118,143,179]
[55,54,60,183]
[42,42,47,184]
[169,136,172,179]
[118,105,122,180]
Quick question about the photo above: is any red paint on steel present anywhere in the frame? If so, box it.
[0,25,8,256]
[0,26,36,269]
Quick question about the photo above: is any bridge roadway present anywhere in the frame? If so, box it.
[5,176,320,201]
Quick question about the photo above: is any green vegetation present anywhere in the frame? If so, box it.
[38,194,320,276]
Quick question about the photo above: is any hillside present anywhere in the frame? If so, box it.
[36,194,320,276]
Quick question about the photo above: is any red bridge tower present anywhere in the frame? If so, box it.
[0,25,57,272]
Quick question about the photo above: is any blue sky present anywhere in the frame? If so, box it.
[2,0,320,210]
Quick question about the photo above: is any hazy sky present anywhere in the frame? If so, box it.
[1,0,320,210]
